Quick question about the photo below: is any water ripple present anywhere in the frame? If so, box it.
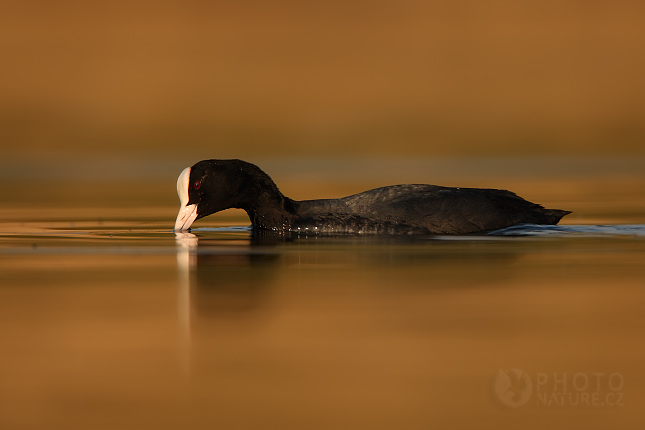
[489,224,645,237]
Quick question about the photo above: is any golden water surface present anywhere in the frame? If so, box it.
[1,158,644,429]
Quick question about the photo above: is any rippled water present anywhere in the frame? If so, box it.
[1,158,645,429]
[491,223,645,236]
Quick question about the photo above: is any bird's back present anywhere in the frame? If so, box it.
[294,184,569,234]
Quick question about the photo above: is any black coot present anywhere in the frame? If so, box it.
[174,159,570,234]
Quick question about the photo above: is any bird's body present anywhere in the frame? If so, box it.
[174,159,570,235]
[292,184,568,234]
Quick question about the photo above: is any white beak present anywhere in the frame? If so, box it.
[174,166,198,231]
[175,204,198,231]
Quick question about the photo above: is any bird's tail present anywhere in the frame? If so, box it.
[542,209,572,225]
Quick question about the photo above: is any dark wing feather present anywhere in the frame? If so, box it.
[297,185,569,234]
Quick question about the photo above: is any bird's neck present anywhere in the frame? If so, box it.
[240,175,298,231]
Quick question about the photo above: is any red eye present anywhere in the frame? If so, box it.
[194,181,201,190]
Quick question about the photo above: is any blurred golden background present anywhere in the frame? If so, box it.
[2,4,645,429]
[2,0,644,160]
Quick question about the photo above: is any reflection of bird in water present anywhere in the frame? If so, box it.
[174,159,570,235]
[176,228,525,320]
[175,232,281,317]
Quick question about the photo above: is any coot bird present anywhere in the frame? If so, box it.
[174,159,570,234]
